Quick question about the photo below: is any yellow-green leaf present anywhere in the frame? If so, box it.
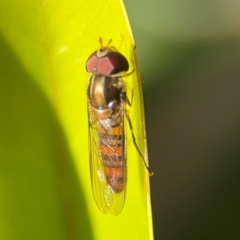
[0,0,153,239]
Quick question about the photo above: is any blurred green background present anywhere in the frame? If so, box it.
[124,0,240,239]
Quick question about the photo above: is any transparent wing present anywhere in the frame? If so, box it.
[88,104,127,215]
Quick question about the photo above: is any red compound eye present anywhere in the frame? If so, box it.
[86,50,129,75]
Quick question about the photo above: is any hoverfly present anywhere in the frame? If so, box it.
[86,38,151,216]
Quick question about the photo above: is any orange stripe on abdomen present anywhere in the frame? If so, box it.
[99,124,125,193]
[100,145,123,156]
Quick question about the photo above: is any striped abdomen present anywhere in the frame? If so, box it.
[98,123,126,193]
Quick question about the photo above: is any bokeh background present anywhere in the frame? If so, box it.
[124,0,240,239]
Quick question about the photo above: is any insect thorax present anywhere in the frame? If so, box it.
[88,74,125,120]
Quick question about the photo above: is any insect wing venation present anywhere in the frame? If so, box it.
[88,104,126,216]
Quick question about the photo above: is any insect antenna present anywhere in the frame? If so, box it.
[99,37,112,49]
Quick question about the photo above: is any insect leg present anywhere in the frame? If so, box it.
[125,75,145,107]
[125,89,133,107]
[125,113,153,176]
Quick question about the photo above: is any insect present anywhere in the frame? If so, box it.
[86,38,151,215]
